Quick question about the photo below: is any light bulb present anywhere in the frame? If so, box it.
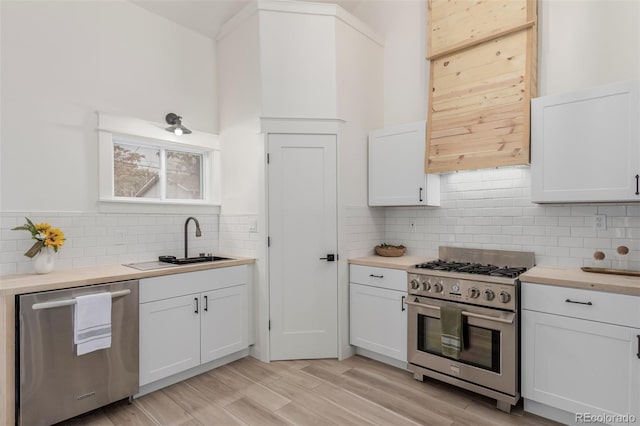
[174,127,183,136]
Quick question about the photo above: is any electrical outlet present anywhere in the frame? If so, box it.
[114,229,126,245]
[409,220,416,231]
[248,218,258,233]
[593,214,607,230]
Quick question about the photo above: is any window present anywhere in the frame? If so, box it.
[98,112,220,212]
[113,141,204,201]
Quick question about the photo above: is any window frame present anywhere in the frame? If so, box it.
[97,112,221,213]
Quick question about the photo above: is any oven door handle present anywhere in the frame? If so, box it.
[404,299,515,325]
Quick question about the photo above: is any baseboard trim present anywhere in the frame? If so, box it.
[136,348,250,397]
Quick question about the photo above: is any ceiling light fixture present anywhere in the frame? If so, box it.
[165,113,192,135]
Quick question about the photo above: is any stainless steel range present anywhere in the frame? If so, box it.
[406,247,535,413]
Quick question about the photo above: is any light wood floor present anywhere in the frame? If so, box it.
[60,356,562,426]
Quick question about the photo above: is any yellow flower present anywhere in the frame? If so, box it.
[44,228,65,250]
[34,223,51,232]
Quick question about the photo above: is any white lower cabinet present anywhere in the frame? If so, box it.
[349,265,407,363]
[522,282,640,425]
[201,285,248,364]
[139,266,248,386]
[140,295,201,385]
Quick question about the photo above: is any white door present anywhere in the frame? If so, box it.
[201,285,248,364]
[268,133,338,360]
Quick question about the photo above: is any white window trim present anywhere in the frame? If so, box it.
[97,112,221,214]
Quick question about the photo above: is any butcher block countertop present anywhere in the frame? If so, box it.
[0,256,254,426]
[521,266,640,296]
[0,256,255,296]
[348,255,432,270]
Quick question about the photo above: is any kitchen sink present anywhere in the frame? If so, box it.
[158,255,232,265]
[124,256,232,271]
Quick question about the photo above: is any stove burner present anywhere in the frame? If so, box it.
[415,260,527,278]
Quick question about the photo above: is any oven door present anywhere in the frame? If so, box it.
[406,295,517,396]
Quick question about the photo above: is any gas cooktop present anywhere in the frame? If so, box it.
[414,260,528,279]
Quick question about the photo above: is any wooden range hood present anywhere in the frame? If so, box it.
[425,0,538,173]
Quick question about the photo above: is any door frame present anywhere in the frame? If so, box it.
[261,118,346,362]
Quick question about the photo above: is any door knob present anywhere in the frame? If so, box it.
[319,254,335,261]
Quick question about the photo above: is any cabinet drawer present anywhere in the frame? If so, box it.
[349,265,406,292]
[140,266,246,303]
[522,282,640,328]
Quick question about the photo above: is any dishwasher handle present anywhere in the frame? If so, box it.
[31,289,132,310]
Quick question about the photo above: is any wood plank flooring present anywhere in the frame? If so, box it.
[59,356,562,426]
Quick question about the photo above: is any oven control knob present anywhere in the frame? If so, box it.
[468,287,480,298]
[483,289,495,301]
[432,281,443,293]
[422,281,431,291]
[410,278,420,290]
[451,283,460,293]
[498,291,511,303]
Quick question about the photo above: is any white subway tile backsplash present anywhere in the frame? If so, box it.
[381,167,639,268]
[1,212,219,275]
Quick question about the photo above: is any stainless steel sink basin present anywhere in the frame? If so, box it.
[124,256,232,271]
[123,261,178,271]
[158,255,232,265]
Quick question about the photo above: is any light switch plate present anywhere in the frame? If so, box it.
[248,218,258,233]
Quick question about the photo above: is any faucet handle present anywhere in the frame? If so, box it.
[199,252,205,257]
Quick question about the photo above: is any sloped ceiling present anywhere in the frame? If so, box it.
[130,0,365,40]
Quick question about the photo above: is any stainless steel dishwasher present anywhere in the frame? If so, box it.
[17,280,139,426]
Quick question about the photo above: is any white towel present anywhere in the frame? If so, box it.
[74,292,112,356]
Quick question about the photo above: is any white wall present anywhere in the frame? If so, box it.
[352,0,640,125]
[0,1,220,275]
[538,0,640,96]
[0,0,218,213]
[335,18,384,359]
[342,0,640,267]
[217,12,263,216]
[260,10,337,118]
[351,0,428,127]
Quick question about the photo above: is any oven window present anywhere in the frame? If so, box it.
[417,314,501,373]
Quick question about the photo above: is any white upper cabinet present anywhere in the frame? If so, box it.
[531,80,640,203]
[369,121,440,206]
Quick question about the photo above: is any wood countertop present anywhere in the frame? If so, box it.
[520,266,640,296]
[348,255,433,270]
[0,256,255,296]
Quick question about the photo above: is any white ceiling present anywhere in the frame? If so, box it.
[130,0,365,40]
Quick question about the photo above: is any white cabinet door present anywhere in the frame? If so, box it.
[531,80,640,203]
[201,285,248,364]
[522,310,640,422]
[369,121,440,206]
[139,294,200,386]
[350,283,407,362]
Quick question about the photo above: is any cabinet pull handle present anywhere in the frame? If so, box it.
[419,187,423,202]
[204,295,208,312]
[369,274,384,278]
[635,174,639,195]
[565,298,592,306]
[637,335,640,359]
[401,295,406,312]
[194,297,199,314]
